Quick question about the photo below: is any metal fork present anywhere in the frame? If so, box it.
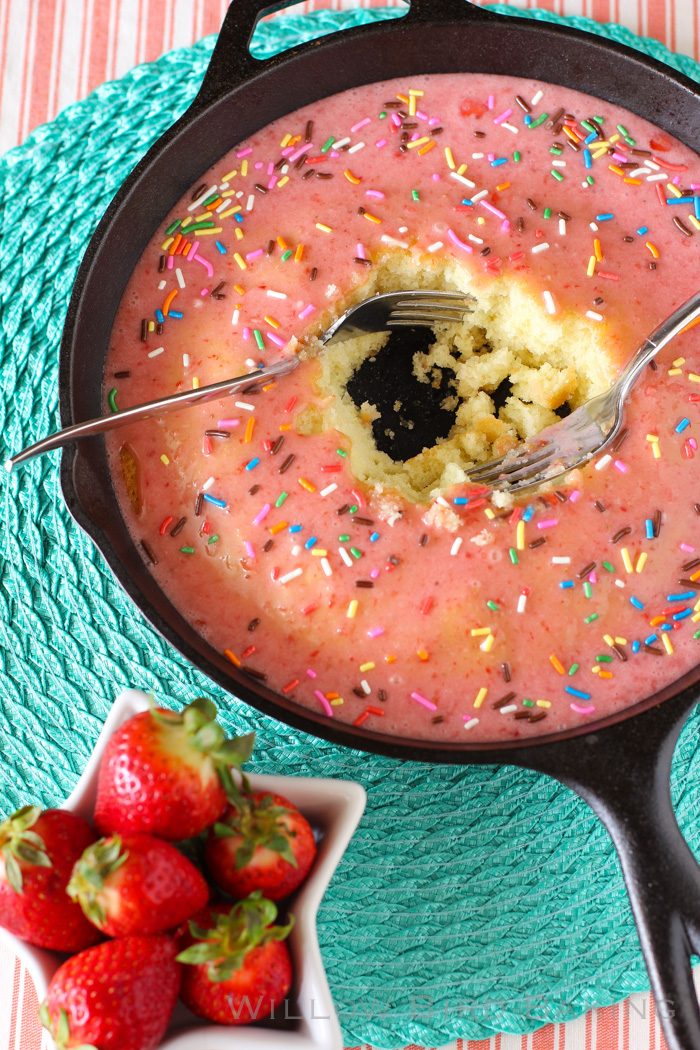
[466,288,700,494]
[6,289,472,470]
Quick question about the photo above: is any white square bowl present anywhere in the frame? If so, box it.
[0,688,366,1050]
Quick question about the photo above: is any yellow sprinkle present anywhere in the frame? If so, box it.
[662,633,674,655]
[384,654,396,663]
[221,190,239,198]
[689,215,700,231]
[458,163,468,176]
[591,147,609,160]
[592,665,601,674]
[244,417,255,444]
[148,321,154,332]
[668,368,683,375]
[360,662,375,672]
[516,520,525,550]
[269,521,288,535]
[160,454,169,466]
[695,598,700,612]
[363,212,382,224]
[294,244,304,262]
[311,549,328,557]
[235,227,244,240]
[197,227,223,235]
[444,146,456,169]
[277,236,288,250]
[621,547,633,574]
[417,649,429,661]
[276,176,289,188]
[635,551,647,573]
[667,182,682,197]
[408,88,424,96]
[233,252,247,270]
[692,611,700,623]
[347,600,358,619]
[480,634,495,653]
[645,241,659,259]
[222,169,237,181]
[280,133,291,148]
[549,654,566,675]
[219,206,241,219]
[418,141,437,156]
[224,649,241,667]
[406,137,431,150]
[603,634,615,646]
[615,637,628,646]
[477,216,485,225]
[298,477,316,493]
[474,687,488,709]
[587,255,596,277]
[264,315,280,329]
[593,238,603,261]
[192,377,200,389]
[471,627,491,636]
[330,698,344,706]
[646,434,659,442]
[241,160,248,177]
[609,133,620,143]
[484,508,495,520]
[316,223,332,233]
[688,374,700,383]
[652,441,661,459]
[344,169,361,184]
[536,699,551,708]
[161,237,174,251]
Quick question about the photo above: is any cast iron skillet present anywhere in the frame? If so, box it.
[58,1,700,1046]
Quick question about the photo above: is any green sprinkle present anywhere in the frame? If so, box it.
[281,250,293,262]
[584,613,598,624]
[108,388,118,413]
[549,146,562,155]
[551,170,564,182]
[624,136,635,146]
[165,219,181,236]
[543,207,552,218]
[603,561,614,572]
[522,699,535,708]
[617,124,628,136]
[208,535,219,544]
[581,120,598,134]
[587,175,595,185]
[513,151,521,162]
[253,330,265,350]
[568,663,579,675]
[202,193,219,206]
[379,111,387,119]
[350,547,362,560]
[336,448,348,457]
[339,534,350,542]
[321,137,335,153]
[694,630,700,639]
[583,581,593,598]
[594,116,605,123]
[183,221,216,232]
[412,189,420,201]
[275,492,288,508]
[486,600,499,612]
[509,548,519,565]
[180,546,195,554]
[349,505,358,514]
[529,113,548,129]
[596,654,613,663]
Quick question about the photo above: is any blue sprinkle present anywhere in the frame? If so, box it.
[491,158,507,167]
[675,418,690,434]
[560,581,575,589]
[522,505,535,523]
[666,196,694,205]
[673,608,692,621]
[524,114,532,125]
[234,214,244,223]
[596,213,614,221]
[630,596,644,610]
[584,132,598,145]
[661,623,673,631]
[645,634,658,645]
[645,519,654,539]
[169,310,183,319]
[304,537,317,549]
[155,309,164,323]
[695,197,700,221]
[632,640,640,653]
[636,226,648,235]
[215,241,227,254]
[583,149,592,170]
[566,686,592,700]
[454,497,469,505]
[203,494,226,508]
[461,199,473,206]
[245,458,260,471]
[288,524,302,533]
[370,532,380,542]
[667,591,695,602]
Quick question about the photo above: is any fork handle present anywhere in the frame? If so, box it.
[615,288,700,402]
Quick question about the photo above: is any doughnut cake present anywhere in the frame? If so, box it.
[104,73,700,742]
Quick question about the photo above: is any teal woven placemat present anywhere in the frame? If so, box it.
[2,7,700,1046]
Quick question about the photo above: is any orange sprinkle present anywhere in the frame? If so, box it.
[649,615,667,626]
[298,477,316,493]
[599,670,614,679]
[549,654,566,675]
[269,521,288,535]
[344,169,361,184]
[224,649,241,667]
[593,238,603,262]
[363,212,381,224]
[608,164,625,176]
[162,289,178,316]
[417,649,429,661]
[496,182,511,191]
[294,244,304,262]
[244,417,255,443]
[384,654,397,663]
[681,315,700,333]
[418,140,436,156]
[168,233,182,256]
[624,178,642,185]
[276,235,288,250]
[325,692,340,700]
[282,679,299,693]
[264,315,280,328]
[645,241,660,259]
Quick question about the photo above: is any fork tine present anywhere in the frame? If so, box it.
[388,311,469,323]
[468,446,554,484]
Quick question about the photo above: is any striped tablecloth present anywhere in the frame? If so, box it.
[1,1,696,1048]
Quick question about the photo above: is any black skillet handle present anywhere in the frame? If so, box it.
[521,690,700,1050]
[196,0,505,103]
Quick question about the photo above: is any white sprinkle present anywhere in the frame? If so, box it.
[398,226,408,234]
[463,717,480,730]
[381,235,409,248]
[543,290,556,315]
[589,222,599,231]
[435,496,450,508]
[339,547,353,568]
[235,401,255,411]
[531,90,543,105]
[551,160,566,168]
[468,234,484,244]
[236,190,244,198]
[245,358,256,368]
[552,556,571,564]
[531,242,550,253]
[629,168,650,177]
[450,171,476,188]
[646,159,660,171]
[202,476,215,491]
[321,557,332,577]
[559,219,567,236]
[320,483,338,497]
[246,194,255,211]
[472,152,485,159]
[267,290,287,299]
[183,353,190,367]
[501,122,519,134]
[615,579,626,588]
[158,279,166,290]
[348,141,365,153]
[450,537,463,556]
[334,137,351,149]
[279,568,304,584]
[361,680,371,695]
[427,241,444,253]
[595,454,612,471]
[517,594,527,613]
[291,545,302,556]
[646,172,666,181]
[586,310,603,322]
[500,705,518,715]
[471,189,488,202]
[148,346,165,358]
[232,309,239,325]
[188,184,217,211]
[175,267,186,289]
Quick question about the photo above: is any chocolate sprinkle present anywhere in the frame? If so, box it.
[194,493,203,516]
[678,579,700,590]
[254,183,268,194]
[205,430,230,438]
[514,710,532,720]
[526,197,537,210]
[263,539,273,552]
[643,644,663,655]
[419,534,428,546]
[279,454,295,474]
[502,662,511,682]
[191,182,206,201]
[611,644,628,662]
[295,154,307,170]
[243,667,268,681]
[267,240,275,255]
[515,95,531,113]
[140,540,157,565]
[170,517,187,537]
[356,581,374,588]
[354,257,372,265]
[528,537,546,549]
[305,120,313,142]
[595,501,606,513]
[378,690,387,701]
[248,485,260,495]
[674,217,693,236]
[682,558,700,571]
[577,562,596,578]
[353,516,375,526]
[114,370,130,379]
[211,281,226,299]
[352,687,365,698]
[248,618,260,631]
[336,504,350,515]
[310,268,317,281]
[158,255,166,272]
[612,527,631,543]
[140,319,148,342]
[431,715,445,724]
[528,711,547,722]
[694,503,700,515]
[492,691,516,709]
[271,436,284,455]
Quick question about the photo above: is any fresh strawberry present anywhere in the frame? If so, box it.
[0,806,102,952]
[67,832,209,938]
[93,697,254,840]
[175,893,293,1024]
[205,792,316,901]
[39,934,181,1050]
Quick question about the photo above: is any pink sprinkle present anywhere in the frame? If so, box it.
[537,519,558,530]
[217,419,240,427]
[200,288,209,297]
[614,460,628,473]
[330,151,340,158]
[193,253,214,276]
[267,162,274,175]
[301,604,317,615]
[298,304,316,320]
[281,146,294,157]
[487,94,495,110]
[416,110,428,121]
[391,113,402,128]
[570,703,596,715]
[254,161,263,170]
[375,139,387,149]
[569,489,581,502]
[589,572,598,584]
[690,437,698,450]
[500,220,510,233]
[493,108,513,125]
[314,690,333,717]
[245,542,255,559]
[447,228,473,253]
[351,117,371,133]
[680,543,695,552]
[188,240,200,259]
[266,331,286,348]
[428,117,441,126]
[237,147,252,158]
[356,243,366,259]
[410,132,420,142]
[366,190,385,198]
[267,176,278,190]
[253,503,271,526]
[480,200,507,220]
[246,249,264,260]
[612,152,627,163]
[166,255,174,270]
[368,627,384,638]
[370,569,380,579]
[411,692,437,711]
[242,327,251,340]
[306,668,317,679]
[288,143,312,163]
[691,183,700,189]
[432,173,441,181]
[672,174,681,185]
